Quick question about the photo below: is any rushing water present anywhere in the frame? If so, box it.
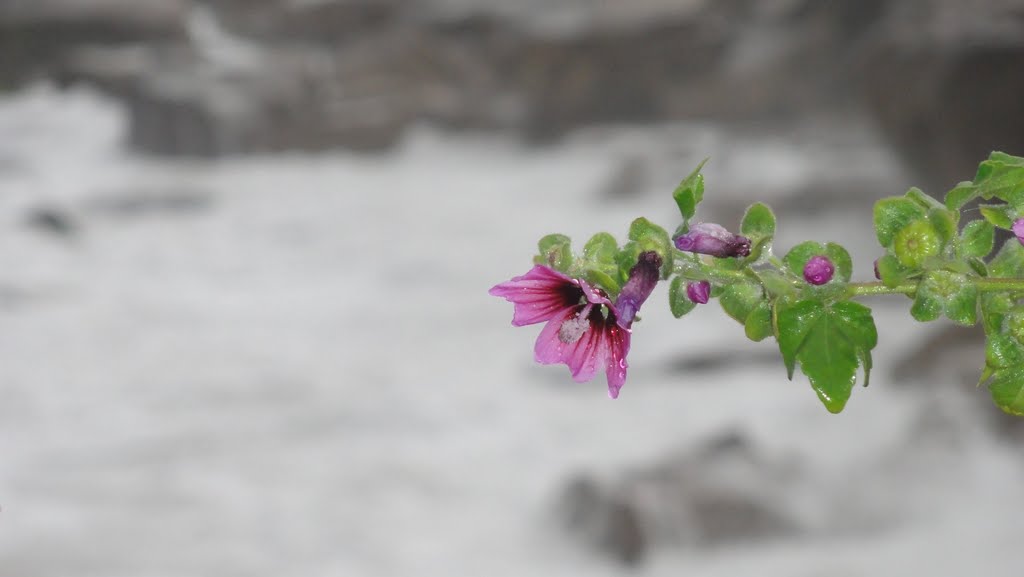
[0,86,1021,577]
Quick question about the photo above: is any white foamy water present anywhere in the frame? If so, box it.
[0,86,1021,577]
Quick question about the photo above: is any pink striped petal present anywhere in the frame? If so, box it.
[490,265,580,326]
[604,324,630,398]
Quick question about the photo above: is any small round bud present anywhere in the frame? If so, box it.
[686,280,711,304]
[803,255,835,285]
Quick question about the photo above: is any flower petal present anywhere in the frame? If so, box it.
[604,324,631,398]
[490,265,580,326]
[534,308,607,384]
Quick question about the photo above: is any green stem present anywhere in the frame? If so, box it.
[847,277,1024,298]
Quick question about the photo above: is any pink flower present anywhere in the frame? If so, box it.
[686,280,710,304]
[1014,218,1024,246]
[673,222,751,258]
[490,253,661,398]
[803,255,835,285]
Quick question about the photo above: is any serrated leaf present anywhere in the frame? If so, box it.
[959,220,995,259]
[776,299,877,413]
[672,159,708,221]
[535,234,573,272]
[979,204,1014,229]
[744,301,773,342]
[719,283,763,325]
[741,202,776,240]
[874,197,926,247]
[668,276,698,318]
[989,364,1024,415]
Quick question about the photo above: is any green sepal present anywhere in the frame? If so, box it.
[744,301,774,342]
[775,299,877,413]
[912,270,978,326]
[926,207,958,245]
[783,241,852,284]
[989,238,1024,278]
[581,232,621,294]
[874,197,926,248]
[986,334,1024,369]
[875,255,908,288]
[628,217,673,278]
[968,257,988,277]
[982,293,1014,335]
[755,269,798,297]
[581,268,621,299]
[719,283,764,325]
[672,159,708,221]
[979,204,1015,229]
[534,233,573,273]
[741,202,776,240]
[905,187,946,212]
[945,181,978,211]
[668,276,699,318]
[959,220,995,259]
[988,364,1024,415]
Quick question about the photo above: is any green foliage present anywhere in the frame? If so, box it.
[627,217,673,278]
[741,202,777,240]
[874,197,926,247]
[672,159,708,221]
[668,276,698,318]
[911,271,978,325]
[776,299,877,413]
[719,283,764,325]
[535,234,573,272]
[959,220,995,259]
[979,204,1014,229]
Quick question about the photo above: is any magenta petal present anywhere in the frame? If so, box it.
[533,309,607,383]
[490,265,579,326]
[604,325,630,398]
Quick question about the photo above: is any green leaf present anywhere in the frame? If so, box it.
[583,232,618,265]
[581,268,621,298]
[989,239,1024,278]
[972,151,1024,207]
[627,217,673,278]
[874,197,926,247]
[534,234,573,272]
[719,283,763,325]
[668,276,698,318]
[892,219,942,269]
[968,257,988,277]
[755,269,798,297]
[989,364,1024,415]
[775,299,877,413]
[912,271,978,325]
[979,204,1015,229]
[959,220,995,259]
[744,301,774,342]
[945,181,978,211]
[672,159,708,221]
[741,202,776,240]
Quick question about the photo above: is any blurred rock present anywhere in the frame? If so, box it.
[858,0,1024,193]
[0,0,188,88]
[25,206,78,238]
[558,431,801,564]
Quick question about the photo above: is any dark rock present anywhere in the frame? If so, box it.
[25,207,78,237]
[557,431,801,564]
[858,0,1024,193]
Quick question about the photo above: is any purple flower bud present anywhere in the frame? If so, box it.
[1014,218,1024,246]
[873,258,881,280]
[686,280,711,304]
[803,255,835,285]
[614,251,663,327]
[673,223,751,258]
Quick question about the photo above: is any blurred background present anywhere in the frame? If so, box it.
[1,0,1023,575]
